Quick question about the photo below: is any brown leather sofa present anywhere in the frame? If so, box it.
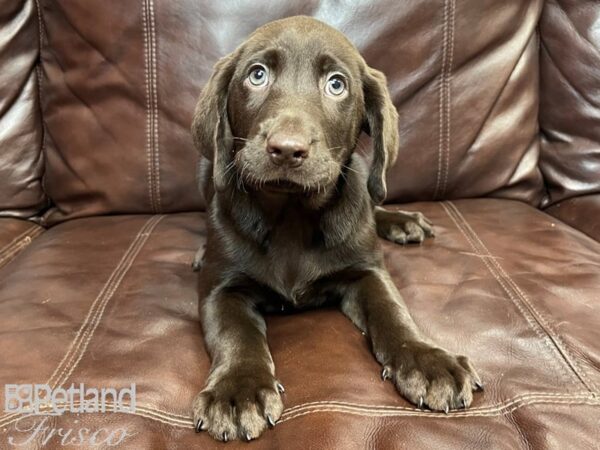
[1,1,598,448]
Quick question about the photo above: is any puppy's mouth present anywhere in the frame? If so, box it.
[264,179,304,193]
[250,178,319,195]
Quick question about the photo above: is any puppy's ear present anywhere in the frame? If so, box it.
[191,52,238,190]
[362,67,399,204]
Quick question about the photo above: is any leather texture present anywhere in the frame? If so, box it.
[0,219,44,269]
[0,0,599,448]
[545,194,600,242]
[35,0,547,224]
[0,201,598,448]
[0,0,47,218]
[539,0,600,208]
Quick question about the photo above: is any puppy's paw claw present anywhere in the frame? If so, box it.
[380,342,481,413]
[192,370,284,441]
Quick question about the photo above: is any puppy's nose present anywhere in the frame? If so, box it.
[266,133,310,168]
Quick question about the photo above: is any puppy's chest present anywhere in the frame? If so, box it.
[241,222,348,305]
[264,243,322,299]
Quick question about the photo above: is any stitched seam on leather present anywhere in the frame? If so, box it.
[441,0,455,196]
[0,241,30,267]
[50,215,164,389]
[142,0,152,211]
[33,0,46,43]
[281,394,598,419]
[148,0,161,212]
[142,0,161,213]
[434,0,450,200]
[282,392,593,415]
[1,395,597,430]
[0,226,44,268]
[49,392,600,421]
[446,201,598,393]
[441,202,580,388]
[142,1,157,213]
[278,398,600,424]
[0,392,595,429]
[0,225,39,256]
[0,407,191,430]
[44,216,163,391]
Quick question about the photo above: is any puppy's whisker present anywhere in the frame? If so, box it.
[236,162,245,192]
[241,162,250,193]
[342,164,359,175]
[223,161,237,180]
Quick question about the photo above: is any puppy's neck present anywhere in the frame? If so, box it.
[218,156,372,251]
[252,186,335,214]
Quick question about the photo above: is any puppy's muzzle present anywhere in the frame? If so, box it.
[266,132,310,168]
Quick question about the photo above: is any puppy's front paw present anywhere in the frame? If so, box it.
[376,210,435,245]
[380,342,482,412]
[192,368,284,442]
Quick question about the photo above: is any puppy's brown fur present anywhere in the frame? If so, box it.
[191,16,480,442]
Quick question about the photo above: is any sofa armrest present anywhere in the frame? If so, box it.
[0,0,47,218]
[544,194,600,242]
[539,1,600,208]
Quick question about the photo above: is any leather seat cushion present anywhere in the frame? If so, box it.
[0,199,598,448]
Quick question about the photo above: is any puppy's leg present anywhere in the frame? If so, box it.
[341,269,482,412]
[193,289,283,442]
[375,206,435,245]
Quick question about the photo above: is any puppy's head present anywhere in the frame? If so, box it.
[192,16,399,204]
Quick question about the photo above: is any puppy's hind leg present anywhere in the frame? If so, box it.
[375,206,435,245]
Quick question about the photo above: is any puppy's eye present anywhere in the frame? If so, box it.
[248,65,269,87]
[325,74,346,97]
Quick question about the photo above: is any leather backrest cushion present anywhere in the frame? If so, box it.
[37,0,546,222]
[539,0,600,208]
[0,0,47,218]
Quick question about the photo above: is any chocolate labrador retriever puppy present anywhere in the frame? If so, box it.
[191,16,481,442]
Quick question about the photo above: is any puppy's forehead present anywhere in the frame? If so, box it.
[241,16,362,69]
